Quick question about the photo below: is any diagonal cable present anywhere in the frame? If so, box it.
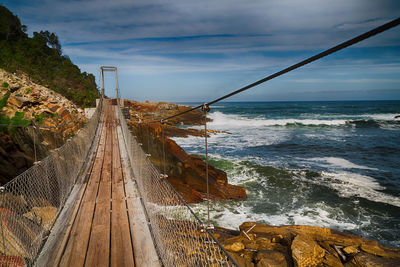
[148,17,400,123]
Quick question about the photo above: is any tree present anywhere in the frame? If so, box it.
[0,6,100,107]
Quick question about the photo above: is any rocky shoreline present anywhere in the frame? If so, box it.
[124,99,400,266]
[124,99,246,203]
[215,222,400,266]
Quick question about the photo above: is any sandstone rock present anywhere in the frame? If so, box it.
[130,122,246,203]
[0,208,31,259]
[347,252,400,267]
[229,253,253,267]
[57,107,68,117]
[291,235,325,267]
[23,206,57,230]
[226,242,245,252]
[47,103,60,113]
[8,97,23,108]
[157,102,179,110]
[43,120,56,127]
[1,69,88,184]
[343,246,359,255]
[323,253,343,267]
[256,251,289,267]
[0,193,28,212]
[9,84,20,92]
[271,234,284,243]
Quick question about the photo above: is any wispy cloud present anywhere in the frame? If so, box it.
[4,0,400,101]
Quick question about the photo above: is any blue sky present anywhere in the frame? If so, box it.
[3,0,400,102]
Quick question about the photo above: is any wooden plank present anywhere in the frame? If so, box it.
[35,108,106,267]
[59,107,108,267]
[84,109,113,267]
[110,107,135,267]
[116,124,161,267]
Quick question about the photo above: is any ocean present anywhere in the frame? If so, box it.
[173,100,400,248]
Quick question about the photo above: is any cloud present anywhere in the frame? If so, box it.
[4,0,400,100]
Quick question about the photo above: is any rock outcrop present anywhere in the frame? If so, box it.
[124,99,208,126]
[124,99,246,203]
[0,69,88,183]
[216,222,400,266]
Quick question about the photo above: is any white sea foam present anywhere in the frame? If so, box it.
[318,171,400,207]
[190,201,366,231]
[368,113,400,121]
[208,112,348,128]
[173,125,289,150]
[309,157,378,170]
[205,112,400,130]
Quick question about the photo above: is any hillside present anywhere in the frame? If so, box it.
[0,68,88,183]
[0,6,99,107]
[0,6,99,183]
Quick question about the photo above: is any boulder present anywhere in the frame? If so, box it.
[343,246,359,255]
[255,251,289,267]
[229,253,253,267]
[347,252,400,267]
[47,103,60,113]
[23,206,57,230]
[227,242,245,252]
[291,235,325,267]
[9,84,20,92]
[8,96,24,108]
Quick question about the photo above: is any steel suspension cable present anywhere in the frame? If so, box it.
[149,16,400,123]
[203,106,211,227]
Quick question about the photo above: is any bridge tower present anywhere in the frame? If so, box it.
[100,66,120,105]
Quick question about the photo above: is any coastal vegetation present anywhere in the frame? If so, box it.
[0,6,99,108]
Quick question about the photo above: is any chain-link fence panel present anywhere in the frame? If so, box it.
[0,100,103,266]
[116,103,238,267]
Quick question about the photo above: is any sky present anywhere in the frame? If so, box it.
[3,0,400,102]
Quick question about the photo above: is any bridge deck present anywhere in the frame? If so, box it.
[36,100,160,266]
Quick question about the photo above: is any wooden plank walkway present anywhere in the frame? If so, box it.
[35,100,160,266]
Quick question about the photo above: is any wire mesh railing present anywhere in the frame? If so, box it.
[0,99,103,266]
[116,102,238,266]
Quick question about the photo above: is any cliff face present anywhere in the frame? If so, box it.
[124,99,246,203]
[0,69,87,183]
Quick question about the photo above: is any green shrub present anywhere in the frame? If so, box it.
[0,6,100,108]
[25,87,31,94]
[9,111,31,133]
[0,111,31,133]
[34,113,49,124]
[0,90,10,111]
[1,82,8,88]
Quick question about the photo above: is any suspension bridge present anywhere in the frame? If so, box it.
[0,17,399,267]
